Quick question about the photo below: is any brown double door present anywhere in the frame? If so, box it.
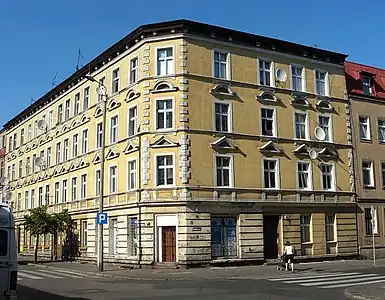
[162,226,176,262]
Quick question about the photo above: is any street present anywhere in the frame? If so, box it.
[15,261,385,300]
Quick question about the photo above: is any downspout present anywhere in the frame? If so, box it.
[138,130,142,268]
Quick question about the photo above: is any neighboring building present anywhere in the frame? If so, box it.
[4,20,358,266]
[345,61,385,258]
[0,130,6,203]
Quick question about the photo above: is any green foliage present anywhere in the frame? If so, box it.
[23,206,51,237]
[49,209,71,235]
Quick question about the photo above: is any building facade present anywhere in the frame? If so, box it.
[4,20,358,266]
[346,61,385,258]
[0,130,6,203]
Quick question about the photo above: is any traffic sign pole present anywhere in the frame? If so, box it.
[371,205,376,267]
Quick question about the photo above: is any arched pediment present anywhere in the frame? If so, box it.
[125,89,141,102]
[210,84,236,97]
[94,106,103,118]
[316,99,333,111]
[257,90,277,102]
[291,96,310,107]
[107,98,121,111]
[151,81,178,94]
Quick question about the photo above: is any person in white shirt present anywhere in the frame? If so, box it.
[284,241,294,272]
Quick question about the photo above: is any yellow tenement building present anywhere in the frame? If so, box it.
[4,20,358,266]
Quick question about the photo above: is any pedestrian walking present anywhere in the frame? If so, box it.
[284,241,294,272]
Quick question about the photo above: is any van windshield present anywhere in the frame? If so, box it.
[0,230,7,256]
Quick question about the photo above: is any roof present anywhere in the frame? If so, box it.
[4,19,349,130]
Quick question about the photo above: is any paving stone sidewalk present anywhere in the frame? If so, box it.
[345,285,385,300]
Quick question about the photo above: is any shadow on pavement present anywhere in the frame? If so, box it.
[18,285,89,300]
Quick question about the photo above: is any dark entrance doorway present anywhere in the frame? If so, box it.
[17,226,21,253]
[263,215,280,259]
[211,217,237,259]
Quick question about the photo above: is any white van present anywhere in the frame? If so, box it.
[0,204,17,300]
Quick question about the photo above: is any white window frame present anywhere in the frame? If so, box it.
[71,177,78,201]
[214,154,234,188]
[81,220,88,247]
[260,106,277,137]
[296,161,312,190]
[27,124,32,141]
[63,138,69,161]
[378,119,385,143]
[72,133,79,158]
[129,57,139,84]
[110,114,119,144]
[62,179,68,203]
[128,105,138,137]
[48,110,54,129]
[83,86,90,111]
[362,160,375,188]
[95,169,101,196]
[318,114,333,142]
[74,93,80,115]
[58,104,63,123]
[262,158,280,189]
[155,97,174,131]
[108,165,118,194]
[294,111,309,140]
[96,122,103,149]
[38,186,43,207]
[291,64,306,92]
[46,147,51,168]
[154,153,175,187]
[320,163,336,191]
[82,128,88,154]
[65,99,71,121]
[80,173,87,199]
[213,100,232,133]
[258,58,274,87]
[127,159,137,190]
[111,68,120,94]
[155,46,174,76]
[54,182,60,204]
[56,142,61,164]
[359,116,371,141]
[362,75,372,95]
[212,49,231,80]
[314,69,329,96]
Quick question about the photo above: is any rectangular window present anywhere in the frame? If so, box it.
[300,215,311,243]
[20,129,24,146]
[215,103,230,132]
[18,160,22,178]
[128,106,138,137]
[31,155,36,173]
[49,110,53,129]
[110,116,118,143]
[359,116,370,140]
[365,208,375,235]
[321,163,334,191]
[98,77,105,102]
[315,70,327,96]
[83,87,90,111]
[292,65,304,92]
[95,170,101,196]
[213,51,228,79]
[156,99,173,130]
[382,162,385,189]
[7,166,10,180]
[127,160,136,190]
[81,174,87,199]
[8,136,12,152]
[297,161,311,190]
[65,99,70,121]
[71,177,77,201]
[38,187,43,207]
[26,157,30,175]
[73,134,78,158]
[45,185,50,206]
[259,59,272,86]
[81,220,88,247]
[362,161,374,187]
[295,112,308,139]
[112,68,120,94]
[13,133,17,149]
[128,217,138,256]
[82,129,88,154]
[57,104,63,123]
[378,120,385,143]
[215,155,232,187]
[63,139,69,161]
[318,115,331,142]
[156,155,174,186]
[325,214,335,242]
[46,147,51,167]
[30,189,35,208]
[56,142,61,164]
[24,191,29,210]
[11,164,15,180]
[27,124,32,141]
[34,120,38,137]
[17,193,21,211]
[40,150,44,169]
[129,57,138,84]
[362,75,372,95]
[263,159,278,189]
[109,166,118,193]
[261,108,276,136]
[157,47,173,76]
[74,93,80,116]
[62,180,67,203]
[96,122,103,148]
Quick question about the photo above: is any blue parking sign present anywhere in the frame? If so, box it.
[96,212,108,225]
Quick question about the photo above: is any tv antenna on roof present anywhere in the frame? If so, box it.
[52,72,58,89]
[76,48,85,71]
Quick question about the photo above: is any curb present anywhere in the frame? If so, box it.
[344,289,383,300]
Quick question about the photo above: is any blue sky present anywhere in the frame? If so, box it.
[1,0,384,126]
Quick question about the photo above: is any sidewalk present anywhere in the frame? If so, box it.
[345,285,385,300]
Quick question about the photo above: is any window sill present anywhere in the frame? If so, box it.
[301,242,313,245]
[360,139,372,144]
[155,128,175,133]
[326,241,337,244]
[363,186,376,190]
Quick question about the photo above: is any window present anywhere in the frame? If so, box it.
[156,155,174,186]
[112,68,120,94]
[81,174,87,199]
[156,99,173,130]
[0,230,7,256]
[157,47,173,76]
[57,104,63,123]
[109,166,118,193]
[32,155,36,173]
[110,116,118,143]
[382,162,385,189]
[65,99,70,121]
[34,120,38,137]
[359,116,370,140]
[318,115,331,142]
[98,77,105,102]
[362,161,374,187]
[56,142,61,164]
[71,177,77,201]
[17,193,21,211]
[18,160,22,178]
[10,164,15,181]
[300,215,311,243]
[378,120,385,143]
[297,162,311,190]
[95,170,101,196]
[96,122,103,148]
[82,129,88,154]
[38,187,43,207]
[24,191,29,210]
[74,93,80,115]
[215,103,230,132]
[62,180,67,202]
[13,133,17,149]
[72,134,78,158]
[63,139,69,161]
[365,207,377,235]
[295,112,308,139]
[263,159,278,189]
[83,87,90,111]
[49,110,53,129]
[20,129,24,146]
[321,163,334,191]
[6,166,10,180]
[30,189,35,208]
[129,57,138,84]
[27,124,32,141]
[292,65,304,92]
[261,108,276,136]
[8,136,12,152]
[128,217,138,256]
[362,75,372,95]
[81,220,88,247]
[128,106,138,137]
[54,183,59,204]
[259,59,272,86]
[26,157,30,175]
[315,70,327,96]
[215,155,232,187]
[127,160,136,190]
[45,185,50,206]
[46,147,51,167]
[325,214,335,242]
[213,51,228,79]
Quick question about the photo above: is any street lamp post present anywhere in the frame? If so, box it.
[85,74,107,272]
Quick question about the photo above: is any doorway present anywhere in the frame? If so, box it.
[17,226,21,253]
[263,215,280,259]
[161,226,176,262]
[211,217,237,259]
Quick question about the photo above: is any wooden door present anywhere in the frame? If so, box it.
[162,226,176,262]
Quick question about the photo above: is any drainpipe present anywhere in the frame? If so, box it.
[137,129,142,268]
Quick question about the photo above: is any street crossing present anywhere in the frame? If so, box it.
[17,268,98,281]
[267,271,385,289]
